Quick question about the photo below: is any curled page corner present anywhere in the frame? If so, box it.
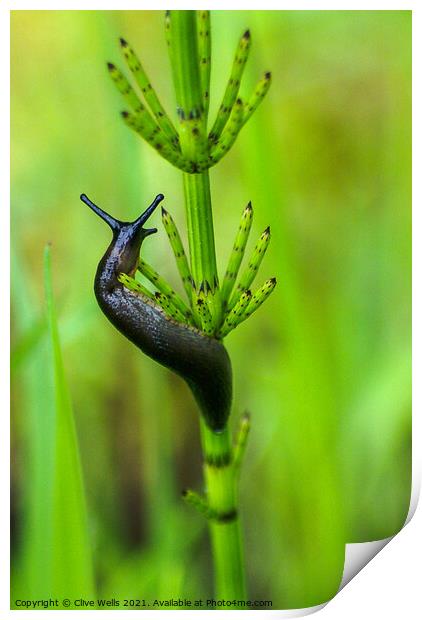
[338,472,420,593]
[249,603,327,618]
[338,536,394,591]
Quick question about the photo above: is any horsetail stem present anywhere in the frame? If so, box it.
[161,207,194,301]
[117,272,155,301]
[197,11,211,119]
[232,413,251,472]
[138,258,191,318]
[107,62,145,113]
[228,225,271,310]
[154,292,186,322]
[105,12,274,602]
[121,110,190,170]
[209,29,251,143]
[241,71,272,128]
[220,201,253,306]
[219,290,252,338]
[244,277,277,319]
[119,37,180,148]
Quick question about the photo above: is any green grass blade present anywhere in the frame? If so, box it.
[44,245,94,600]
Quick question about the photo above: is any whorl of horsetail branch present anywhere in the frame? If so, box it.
[197,11,211,118]
[195,289,214,336]
[200,279,223,330]
[119,37,180,147]
[138,258,191,318]
[107,62,145,114]
[228,225,271,310]
[209,99,244,166]
[221,201,254,306]
[241,71,272,129]
[154,292,186,323]
[244,277,277,319]
[185,115,209,169]
[161,206,194,301]
[232,413,251,472]
[219,290,252,338]
[117,272,155,301]
[182,489,216,520]
[121,110,190,171]
[209,29,251,143]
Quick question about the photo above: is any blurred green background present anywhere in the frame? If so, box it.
[11,10,411,610]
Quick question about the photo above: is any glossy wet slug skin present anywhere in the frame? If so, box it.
[81,193,232,431]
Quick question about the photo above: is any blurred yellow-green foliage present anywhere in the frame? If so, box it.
[11,10,411,609]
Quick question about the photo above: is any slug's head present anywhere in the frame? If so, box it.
[80,193,164,276]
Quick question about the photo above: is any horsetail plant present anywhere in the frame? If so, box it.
[88,10,276,602]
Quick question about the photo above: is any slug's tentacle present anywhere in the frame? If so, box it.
[81,193,232,431]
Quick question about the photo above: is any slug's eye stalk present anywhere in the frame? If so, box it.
[80,193,122,232]
[80,192,164,237]
[135,193,164,236]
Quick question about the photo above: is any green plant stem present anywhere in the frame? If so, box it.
[169,11,218,287]
[200,420,246,600]
[170,10,246,600]
[183,171,217,287]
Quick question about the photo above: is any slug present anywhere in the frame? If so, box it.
[80,193,232,432]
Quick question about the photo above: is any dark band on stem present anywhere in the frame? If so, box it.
[204,451,232,468]
[213,508,238,523]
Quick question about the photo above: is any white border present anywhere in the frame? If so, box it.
[4,1,418,618]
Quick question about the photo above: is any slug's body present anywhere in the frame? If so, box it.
[81,193,232,431]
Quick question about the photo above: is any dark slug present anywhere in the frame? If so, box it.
[80,193,232,432]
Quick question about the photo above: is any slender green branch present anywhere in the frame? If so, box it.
[221,201,253,306]
[161,206,195,302]
[138,258,191,318]
[209,30,251,143]
[117,272,155,301]
[154,292,185,322]
[228,226,271,310]
[209,98,244,166]
[219,291,252,339]
[197,11,211,119]
[233,414,251,473]
[119,37,180,147]
[241,71,272,128]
